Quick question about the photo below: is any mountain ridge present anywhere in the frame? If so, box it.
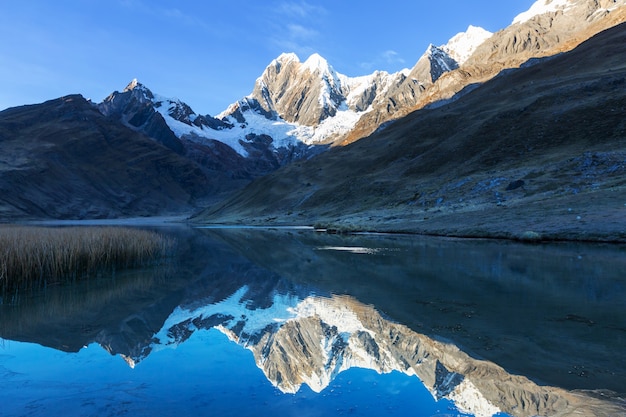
[194,19,626,242]
[1,0,625,222]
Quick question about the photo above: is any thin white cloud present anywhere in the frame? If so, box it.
[360,50,407,72]
[382,50,406,65]
[269,37,316,61]
[287,23,319,40]
[263,1,328,60]
[118,1,210,31]
[278,1,328,18]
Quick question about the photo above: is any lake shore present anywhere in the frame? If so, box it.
[190,191,626,244]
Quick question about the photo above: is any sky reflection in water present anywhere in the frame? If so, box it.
[1,329,463,417]
[1,226,625,416]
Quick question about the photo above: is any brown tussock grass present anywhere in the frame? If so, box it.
[0,225,173,295]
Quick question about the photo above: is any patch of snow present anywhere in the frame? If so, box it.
[296,107,367,144]
[289,297,373,336]
[301,53,331,74]
[151,93,249,156]
[512,0,572,25]
[274,52,300,65]
[443,25,493,64]
[218,105,367,148]
[215,109,301,151]
[154,286,303,347]
[448,379,501,417]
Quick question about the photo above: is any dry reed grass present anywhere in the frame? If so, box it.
[0,225,172,294]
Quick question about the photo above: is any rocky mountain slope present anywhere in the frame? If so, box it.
[194,21,626,242]
[0,95,216,219]
[215,25,490,147]
[220,0,626,149]
[0,82,320,219]
[2,0,625,221]
[341,0,626,145]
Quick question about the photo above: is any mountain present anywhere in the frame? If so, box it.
[211,0,626,150]
[216,53,405,145]
[340,0,626,144]
[194,20,626,242]
[0,95,213,219]
[0,80,322,219]
[99,79,318,165]
[216,24,491,147]
[98,78,230,154]
[1,0,624,221]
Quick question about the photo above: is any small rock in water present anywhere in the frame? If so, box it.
[519,231,542,242]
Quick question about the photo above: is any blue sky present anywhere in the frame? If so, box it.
[1,0,534,115]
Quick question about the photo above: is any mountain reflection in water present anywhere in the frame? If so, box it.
[1,226,625,417]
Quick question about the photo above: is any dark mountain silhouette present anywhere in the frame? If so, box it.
[0,95,245,219]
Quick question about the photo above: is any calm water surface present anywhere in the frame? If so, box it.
[1,226,625,417]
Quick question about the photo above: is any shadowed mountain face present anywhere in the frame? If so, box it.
[195,22,626,242]
[0,96,215,219]
[0,93,314,220]
[341,0,626,145]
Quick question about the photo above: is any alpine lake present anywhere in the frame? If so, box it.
[1,224,625,417]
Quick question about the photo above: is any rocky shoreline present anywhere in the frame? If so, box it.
[192,188,626,244]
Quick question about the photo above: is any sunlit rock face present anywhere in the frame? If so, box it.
[153,291,623,417]
[341,0,626,145]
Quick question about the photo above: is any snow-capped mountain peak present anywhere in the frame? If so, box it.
[301,53,332,75]
[412,44,459,83]
[512,0,572,25]
[123,78,140,92]
[442,25,493,64]
[272,52,300,67]
[119,78,154,100]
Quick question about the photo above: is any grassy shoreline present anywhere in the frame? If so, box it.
[0,225,172,295]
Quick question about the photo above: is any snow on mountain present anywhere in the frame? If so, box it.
[426,44,460,81]
[130,22,490,153]
[216,53,407,146]
[302,54,345,113]
[301,52,333,75]
[512,0,572,25]
[146,288,503,416]
[442,25,493,64]
[151,93,249,156]
[154,286,301,345]
[102,79,317,159]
